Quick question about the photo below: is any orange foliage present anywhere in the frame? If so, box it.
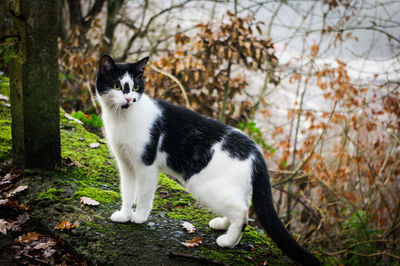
[145,12,278,125]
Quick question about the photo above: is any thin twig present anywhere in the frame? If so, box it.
[85,81,100,115]
[148,63,191,109]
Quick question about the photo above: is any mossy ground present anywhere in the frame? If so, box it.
[0,81,11,162]
[0,83,288,265]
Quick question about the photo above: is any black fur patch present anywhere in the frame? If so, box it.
[141,117,162,166]
[242,223,247,232]
[222,131,256,160]
[141,100,260,179]
[154,100,228,180]
[123,83,130,94]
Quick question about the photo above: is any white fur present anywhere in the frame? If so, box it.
[98,87,253,248]
[186,143,252,247]
[120,73,134,90]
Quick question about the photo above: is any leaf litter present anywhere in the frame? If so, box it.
[13,231,84,265]
[0,163,85,265]
[181,236,203,248]
[80,196,99,206]
[55,220,77,231]
[181,221,195,233]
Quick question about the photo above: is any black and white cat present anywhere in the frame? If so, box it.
[96,55,319,265]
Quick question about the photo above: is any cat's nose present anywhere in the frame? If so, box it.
[125,97,132,103]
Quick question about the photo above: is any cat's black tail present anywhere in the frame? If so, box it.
[251,153,320,266]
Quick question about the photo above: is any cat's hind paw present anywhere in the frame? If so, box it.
[110,210,132,223]
[216,234,236,248]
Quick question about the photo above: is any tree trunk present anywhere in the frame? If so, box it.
[104,0,125,54]
[7,0,60,170]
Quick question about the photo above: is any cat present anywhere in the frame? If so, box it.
[95,55,320,266]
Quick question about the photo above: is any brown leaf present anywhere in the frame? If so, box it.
[18,203,29,211]
[43,248,57,258]
[34,241,56,250]
[15,232,43,244]
[6,200,29,211]
[11,212,30,228]
[0,219,9,234]
[11,185,28,197]
[181,236,203,248]
[80,196,99,206]
[55,221,76,231]
[181,221,195,233]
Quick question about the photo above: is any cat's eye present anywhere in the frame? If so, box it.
[133,85,139,92]
[113,83,121,90]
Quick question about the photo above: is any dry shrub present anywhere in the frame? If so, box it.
[145,11,278,126]
[275,58,400,264]
[58,18,107,113]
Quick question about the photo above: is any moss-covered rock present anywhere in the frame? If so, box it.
[0,85,289,265]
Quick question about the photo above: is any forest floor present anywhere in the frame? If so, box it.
[0,86,290,265]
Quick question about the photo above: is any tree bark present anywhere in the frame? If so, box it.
[104,0,125,54]
[7,0,60,170]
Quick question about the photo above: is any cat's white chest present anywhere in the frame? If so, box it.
[102,95,161,164]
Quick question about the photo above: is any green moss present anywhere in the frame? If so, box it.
[154,174,216,227]
[73,187,120,204]
[198,226,284,265]
[157,173,185,191]
[83,221,107,233]
[0,75,10,96]
[37,188,64,201]
[59,109,119,189]
[0,80,11,162]
[0,119,12,161]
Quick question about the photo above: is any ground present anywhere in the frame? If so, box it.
[0,83,290,265]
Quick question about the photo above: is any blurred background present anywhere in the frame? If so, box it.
[1,0,399,264]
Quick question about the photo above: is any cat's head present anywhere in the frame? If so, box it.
[96,55,149,110]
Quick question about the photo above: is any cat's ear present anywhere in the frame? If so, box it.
[99,55,116,75]
[135,56,149,73]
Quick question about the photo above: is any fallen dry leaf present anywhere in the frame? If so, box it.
[181,236,203,248]
[7,215,28,232]
[6,200,29,211]
[80,196,99,206]
[89,143,100,149]
[181,221,195,233]
[55,221,76,231]
[15,232,43,244]
[34,241,57,250]
[43,248,57,258]
[0,219,9,234]
[11,185,28,197]
[9,212,31,231]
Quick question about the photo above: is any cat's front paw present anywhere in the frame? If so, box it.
[216,234,236,248]
[131,212,149,224]
[110,210,132,223]
[209,217,230,230]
